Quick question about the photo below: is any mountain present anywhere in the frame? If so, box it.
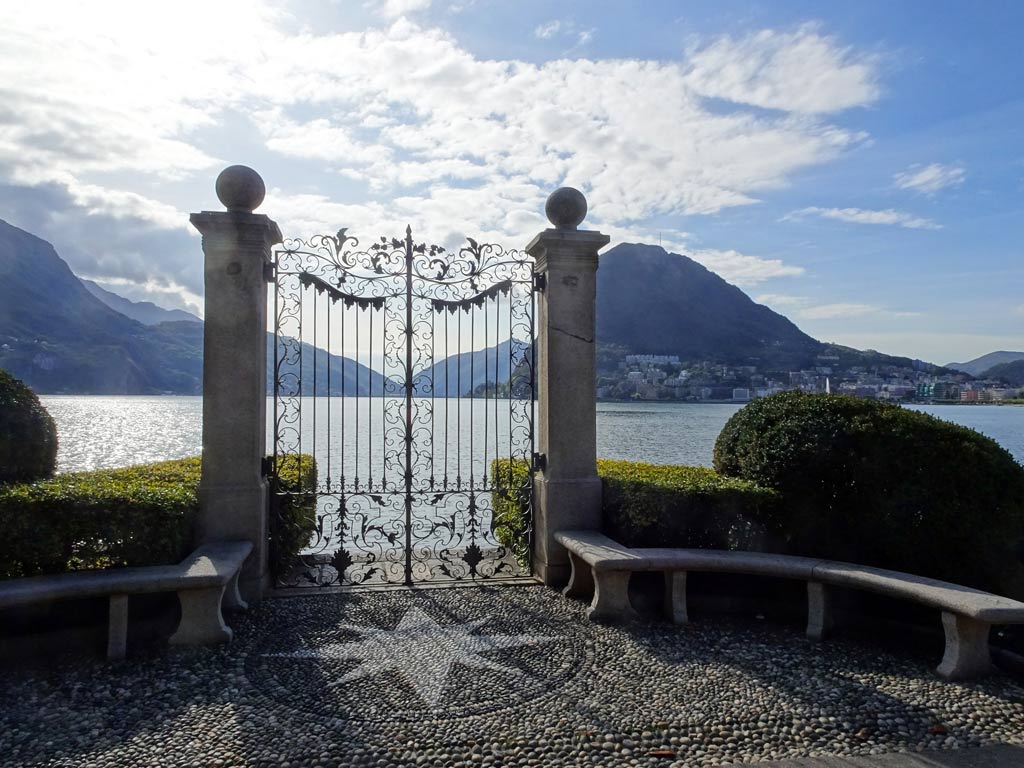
[0,218,957,394]
[948,351,1024,377]
[269,335,393,396]
[595,244,957,374]
[0,219,205,393]
[413,338,531,396]
[982,359,1024,387]
[82,279,201,325]
[0,218,390,395]
[597,244,821,370]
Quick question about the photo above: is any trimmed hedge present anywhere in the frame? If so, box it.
[490,457,779,561]
[269,454,317,577]
[599,459,781,549]
[0,455,316,580]
[714,391,1024,596]
[0,369,58,483]
[492,458,533,567]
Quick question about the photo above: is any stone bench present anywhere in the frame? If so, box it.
[555,530,1024,681]
[0,540,253,660]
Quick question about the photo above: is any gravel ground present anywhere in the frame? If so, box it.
[1,585,1022,768]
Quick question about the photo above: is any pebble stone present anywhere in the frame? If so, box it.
[0,585,1022,767]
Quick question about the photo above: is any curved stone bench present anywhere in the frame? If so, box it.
[555,530,1024,681]
[0,541,253,660]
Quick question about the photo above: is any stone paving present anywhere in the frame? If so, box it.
[1,585,1023,767]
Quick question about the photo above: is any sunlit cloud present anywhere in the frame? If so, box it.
[683,23,879,114]
[379,0,432,18]
[534,20,561,39]
[894,163,966,195]
[796,302,919,320]
[784,206,941,230]
[0,3,884,310]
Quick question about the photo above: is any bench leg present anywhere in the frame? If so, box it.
[169,586,232,647]
[937,612,991,681]
[107,594,129,660]
[806,581,833,641]
[663,571,688,624]
[587,570,638,622]
[222,568,248,612]
[563,551,595,600]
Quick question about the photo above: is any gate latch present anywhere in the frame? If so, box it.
[532,452,547,472]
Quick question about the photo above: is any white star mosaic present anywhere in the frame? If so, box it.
[266,607,558,707]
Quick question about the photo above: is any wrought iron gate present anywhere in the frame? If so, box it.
[270,226,536,587]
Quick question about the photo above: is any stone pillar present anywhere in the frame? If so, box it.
[190,166,282,603]
[527,188,610,587]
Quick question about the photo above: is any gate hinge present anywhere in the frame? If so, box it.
[261,456,273,478]
[263,259,276,283]
[533,272,546,292]
[532,452,547,472]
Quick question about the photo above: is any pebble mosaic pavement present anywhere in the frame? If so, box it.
[1,585,1023,767]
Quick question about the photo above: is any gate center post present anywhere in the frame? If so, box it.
[527,188,609,587]
[191,165,282,604]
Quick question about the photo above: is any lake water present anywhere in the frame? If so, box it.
[39,396,1024,474]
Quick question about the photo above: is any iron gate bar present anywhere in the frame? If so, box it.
[271,225,536,588]
[404,226,413,586]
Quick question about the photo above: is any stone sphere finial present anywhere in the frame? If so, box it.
[545,187,588,229]
[215,165,266,213]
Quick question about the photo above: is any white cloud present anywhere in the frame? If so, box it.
[575,28,596,47]
[683,24,879,114]
[785,206,942,230]
[534,20,561,39]
[380,0,432,18]
[0,4,880,304]
[688,247,804,285]
[755,294,920,321]
[797,302,919,320]
[755,293,809,307]
[81,274,204,318]
[894,163,965,195]
[64,180,191,232]
[798,303,882,320]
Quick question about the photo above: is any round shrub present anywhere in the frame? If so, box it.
[0,369,58,484]
[713,391,1024,596]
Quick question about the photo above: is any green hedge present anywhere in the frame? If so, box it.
[714,391,1024,596]
[599,459,781,549]
[0,369,58,483]
[269,454,317,577]
[491,458,533,567]
[0,455,316,580]
[490,457,779,560]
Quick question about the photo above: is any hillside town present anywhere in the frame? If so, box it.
[597,353,1024,404]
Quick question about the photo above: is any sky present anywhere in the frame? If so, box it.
[0,0,1021,365]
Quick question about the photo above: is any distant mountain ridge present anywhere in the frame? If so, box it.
[413,338,530,397]
[0,219,204,393]
[947,351,1024,377]
[0,218,388,394]
[82,279,201,325]
[0,218,961,394]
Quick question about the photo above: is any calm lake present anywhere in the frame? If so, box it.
[39,396,1024,474]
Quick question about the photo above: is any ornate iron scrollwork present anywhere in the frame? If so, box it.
[271,226,536,587]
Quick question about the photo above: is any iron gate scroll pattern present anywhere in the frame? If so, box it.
[272,227,536,587]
